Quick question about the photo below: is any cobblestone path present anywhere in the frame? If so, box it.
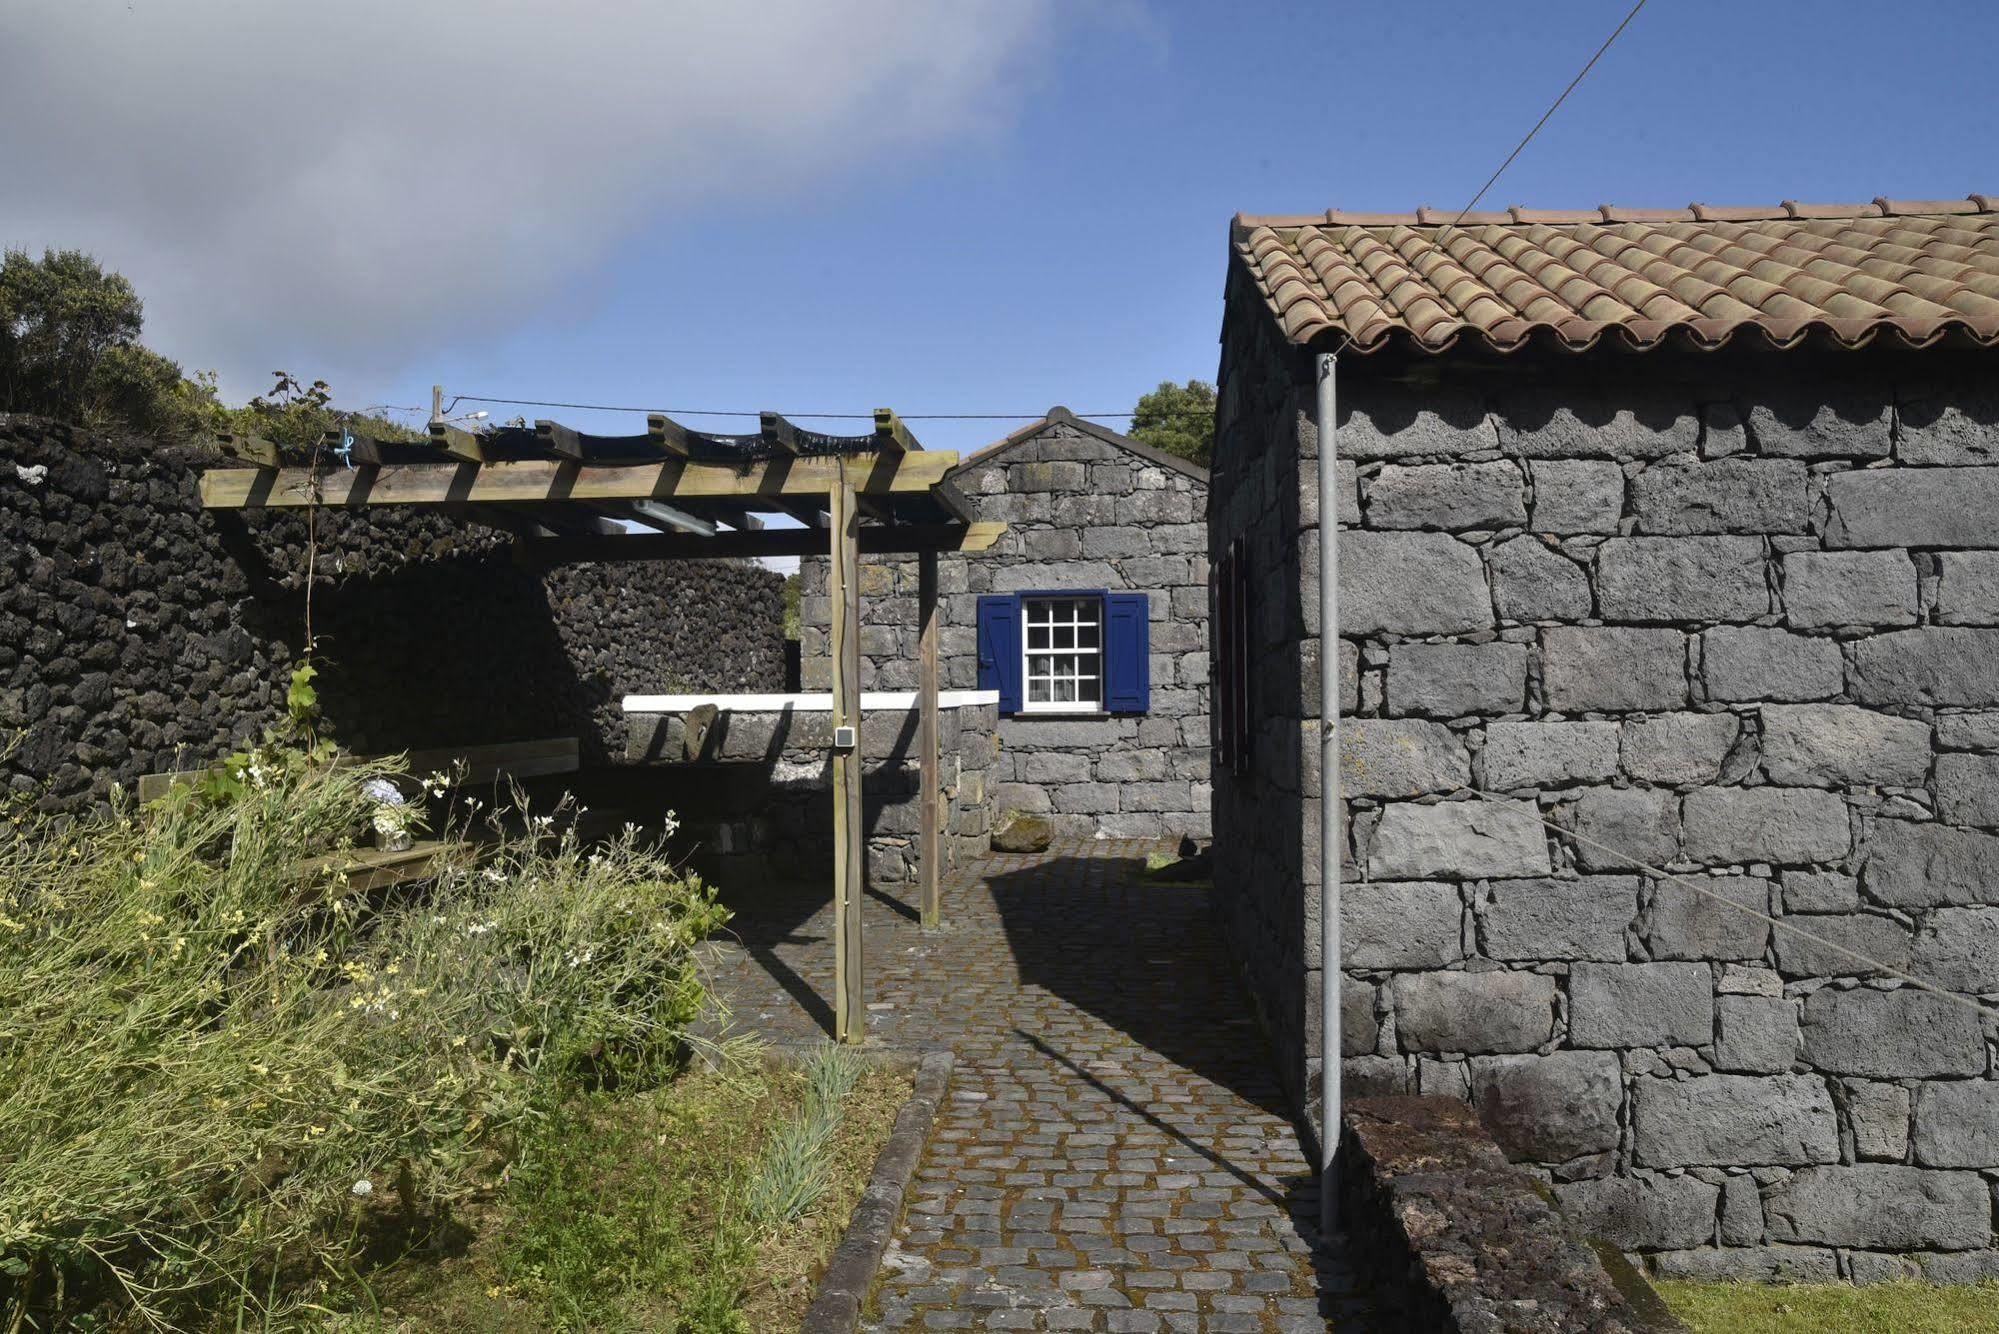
[701,840,1367,1332]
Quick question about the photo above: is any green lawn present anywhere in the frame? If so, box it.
[1657,1279,1999,1333]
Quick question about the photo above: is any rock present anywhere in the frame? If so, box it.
[1936,710,1999,750]
[1649,1244,1839,1281]
[1499,389,1699,459]
[1469,1050,1624,1162]
[1913,1081,1999,1168]
[1631,458,1808,534]
[1712,995,1800,1074]
[1780,871,1859,913]
[1934,752,1999,828]
[1529,459,1625,533]
[1782,550,1919,629]
[1801,986,1985,1077]
[1342,880,1465,969]
[1570,786,1681,872]
[1386,641,1529,717]
[991,814,1052,853]
[1597,536,1770,624]
[1849,627,1999,707]
[1390,969,1557,1053]
[1824,467,1999,548]
[1569,961,1714,1048]
[1764,1165,1990,1250]
[1653,1244,1842,1282]
[1680,786,1850,865]
[1699,626,1845,703]
[1555,1175,1720,1250]
[1340,531,1493,636]
[1632,1073,1839,1166]
[1621,712,1739,785]
[1334,385,1496,459]
[1935,551,1999,625]
[1845,1080,1912,1160]
[1340,718,1471,798]
[1488,536,1593,622]
[1647,878,1771,961]
[1862,819,1999,907]
[1720,1174,1765,1245]
[1367,800,1552,880]
[1343,977,1380,1056]
[1772,911,1911,979]
[1746,393,1893,460]
[1479,720,1621,790]
[1542,627,1688,713]
[1758,703,1932,788]
[1365,460,1527,530]
[1479,875,1637,962]
[1909,906,1999,992]
[1896,383,1999,465]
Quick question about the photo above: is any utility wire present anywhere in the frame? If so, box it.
[1442,0,1650,235]
[441,394,1139,422]
[1455,784,1999,1026]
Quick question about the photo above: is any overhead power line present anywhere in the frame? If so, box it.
[441,394,1141,422]
[1444,0,1651,233]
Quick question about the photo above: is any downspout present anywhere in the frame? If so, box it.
[1315,349,1342,1237]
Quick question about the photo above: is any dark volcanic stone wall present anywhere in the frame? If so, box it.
[0,415,783,810]
[1212,321,1999,1278]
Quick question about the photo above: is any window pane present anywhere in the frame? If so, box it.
[1028,678,1051,702]
[1054,679,1076,703]
[1078,625,1099,648]
[1078,677,1101,703]
[1028,626,1049,649]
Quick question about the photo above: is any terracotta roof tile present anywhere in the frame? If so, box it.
[1232,195,1999,354]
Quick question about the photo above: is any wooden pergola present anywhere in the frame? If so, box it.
[204,408,1003,1043]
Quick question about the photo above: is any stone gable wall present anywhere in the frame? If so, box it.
[1211,328,1999,1279]
[799,419,1211,840]
[0,415,784,810]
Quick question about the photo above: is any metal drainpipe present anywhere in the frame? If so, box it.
[1315,349,1342,1238]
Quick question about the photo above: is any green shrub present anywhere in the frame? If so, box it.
[0,755,727,1330]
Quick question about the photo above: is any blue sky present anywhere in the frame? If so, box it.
[418,0,1999,455]
[6,1,1997,459]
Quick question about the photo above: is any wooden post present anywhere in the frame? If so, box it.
[430,384,444,426]
[829,464,865,1042]
[918,548,941,928]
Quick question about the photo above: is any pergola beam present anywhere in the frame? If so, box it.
[428,422,486,463]
[514,521,1003,565]
[873,408,919,455]
[198,451,959,510]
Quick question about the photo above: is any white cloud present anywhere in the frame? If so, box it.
[0,1,1052,394]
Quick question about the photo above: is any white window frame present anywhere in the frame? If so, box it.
[1020,594,1104,715]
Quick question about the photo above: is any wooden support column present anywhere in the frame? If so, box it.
[918,548,942,929]
[829,463,865,1042]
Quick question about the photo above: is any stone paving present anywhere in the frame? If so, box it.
[700,839,1369,1332]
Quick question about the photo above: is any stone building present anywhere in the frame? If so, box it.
[801,408,1211,840]
[1210,197,1999,1277]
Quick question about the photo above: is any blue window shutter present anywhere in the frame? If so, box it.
[977,594,1022,715]
[1105,592,1150,713]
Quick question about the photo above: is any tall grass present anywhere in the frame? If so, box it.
[0,757,727,1330]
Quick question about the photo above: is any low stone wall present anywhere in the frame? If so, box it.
[623,696,997,886]
[1342,1095,1685,1333]
[0,415,785,811]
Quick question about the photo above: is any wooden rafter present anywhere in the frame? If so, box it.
[198,451,959,510]
[428,422,486,463]
[873,408,919,455]
[759,412,801,455]
[644,413,692,457]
